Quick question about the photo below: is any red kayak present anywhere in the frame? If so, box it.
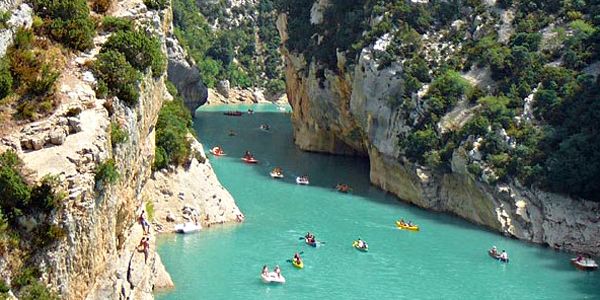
[241,157,258,164]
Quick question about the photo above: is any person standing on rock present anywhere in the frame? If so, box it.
[139,210,150,235]
[143,237,150,264]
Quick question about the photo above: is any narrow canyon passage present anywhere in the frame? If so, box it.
[156,104,599,300]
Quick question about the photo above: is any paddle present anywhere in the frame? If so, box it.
[298,236,325,245]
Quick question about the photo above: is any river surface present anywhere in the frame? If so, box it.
[156,104,599,300]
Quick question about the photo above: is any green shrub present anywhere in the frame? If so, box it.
[101,16,133,32]
[154,100,192,170]
[32,0,95,51]
[0,10,10,30]
[0,278,9,294]
[18,281,59,300]
[110,122,128,147]
[92,0,113,13]
[102,30,166,76]
[0,150,31,219]
[144,0,169,10]
[0,59,12,99]
[93,50,141,105]
[29,175,64,211]
[12,267,40,290]
[165,80,179,98]
[404,128,439,163]
[145,201,154,221]
[95,159,119,186]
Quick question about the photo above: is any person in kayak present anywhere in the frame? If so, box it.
[490,246,498,256]
[262,265,269,276]
[357,238,367,249]
[293,252,302,265]
[274,265,281,278]
[500,250,509,262]
[243,151,253,159]
[305,232,315,240]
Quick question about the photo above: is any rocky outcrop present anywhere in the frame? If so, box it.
[165,35,208,115]
[145,137,244,233]
[277,13,600,256]
[0,1,32,56]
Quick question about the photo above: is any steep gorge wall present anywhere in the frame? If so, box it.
[277,12,600,256]
[0,1,240,299]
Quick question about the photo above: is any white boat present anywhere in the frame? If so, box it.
[296,177,309,185]
[571,257,598,271]
[260,272,286,284]
[174,222,201,233]
[270,171,284,179]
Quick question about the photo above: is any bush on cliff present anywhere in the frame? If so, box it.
[102,30,166,76]
[93,50,141,105]
[110,121,129,147]
[153,100,193,170]
[31,0,95,51]
[101,16,133,32]
[0,58,13,100]
[95,159,119,186]
[144,0,169,10]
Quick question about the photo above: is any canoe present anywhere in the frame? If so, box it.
[241,157,258,164]
[270,171,284,179]
[296,177,309,185]
[352,240,368,252]
[571,258,598,271]
[305,238,317,248]
[224,111,243,116]
[488,250,509,263]
[261,272,286,284]
[174,222,201,234]
[292,259,304,269]
[336,185,350,193]
[395,221,419,231]
[209,148,225,156]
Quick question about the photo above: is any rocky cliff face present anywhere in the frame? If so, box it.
[166,35,208,114]
[0,0,241,299]
[277,4,600,256]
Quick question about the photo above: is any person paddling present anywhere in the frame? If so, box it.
[293,252,302,265]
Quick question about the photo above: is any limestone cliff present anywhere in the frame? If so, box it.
[0,0,241,299]
[277,2,600,256]
[166,35,208,114]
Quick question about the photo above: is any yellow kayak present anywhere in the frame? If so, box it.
[396,221,419,231]
[292,259,304,269]
[352,240,368,252]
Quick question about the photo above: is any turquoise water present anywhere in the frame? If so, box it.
[156,104,600,300]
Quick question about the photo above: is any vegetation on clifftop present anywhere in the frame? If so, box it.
[172,0,285,94]
[279,0,600,201]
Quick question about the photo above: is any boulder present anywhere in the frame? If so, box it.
[49,129,67,145]
[216,80,230,98]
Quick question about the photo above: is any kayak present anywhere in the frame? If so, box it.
[336,184,350,193]
[352,240,368,252]
[270,171,284,179]
[209,148,225,156]
[260,272,286,284]
[488,250,509,263]
[241,157,258,164]
[305,238,317,248]
[292,259,304,269]
[224,111,243,116]
[395,221,419,231]
[296,177,309,185]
